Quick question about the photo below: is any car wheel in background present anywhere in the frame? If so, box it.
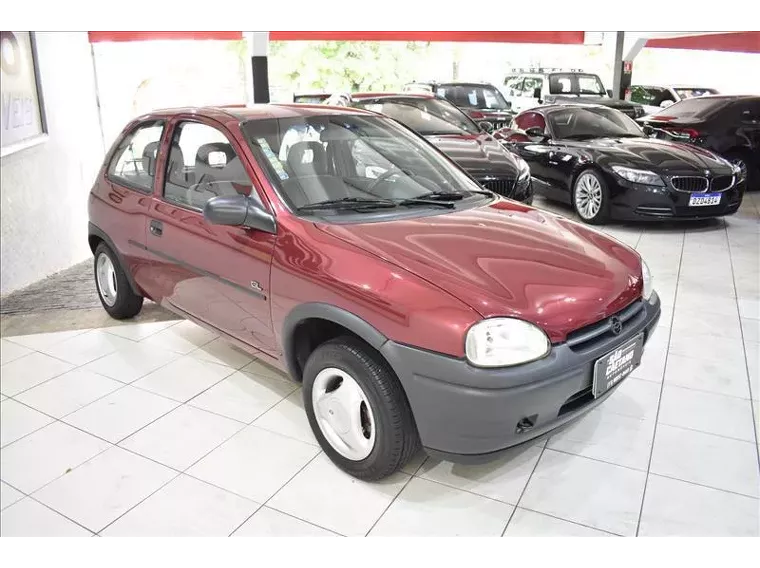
[93,242,144,319]
[573,169,610,224]
[303,336,420,481]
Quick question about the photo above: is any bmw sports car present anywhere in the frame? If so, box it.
[497,104,745,224]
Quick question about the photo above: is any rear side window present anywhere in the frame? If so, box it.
[107,121,165,193]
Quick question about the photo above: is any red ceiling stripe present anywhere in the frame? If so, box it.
[645,32,760,54]
[268,31,586,43]
[88,31,243,43]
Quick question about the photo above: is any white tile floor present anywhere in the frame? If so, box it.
[1,193,759,537]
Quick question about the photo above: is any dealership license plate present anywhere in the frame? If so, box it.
[689,193,721,207]
[592,334,644,398]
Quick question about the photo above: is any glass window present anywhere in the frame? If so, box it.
[548,107,644,140]
[521,77,543,98]
[241,114,489,214]
[439,84,510,110]
[627,86,675,106]
[352,97,479,136]
[504,77,524,96]
[673,88,719,100]
[548,73,606,96]
[163,121,254,210]
[107,121,165,193]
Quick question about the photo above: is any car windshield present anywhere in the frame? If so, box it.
[436,85,510,110]
[548,73,607,96]
[652,97,730,119]
[352,98,480,136]
[673,88,719,99]
[548,107,645,139]
[241,114,490,215]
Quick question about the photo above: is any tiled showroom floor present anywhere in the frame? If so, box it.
[1,193,759,537]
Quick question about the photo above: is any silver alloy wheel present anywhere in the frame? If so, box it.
[95,253,118,307]
[575,172,603,220]
[311,367,376,461]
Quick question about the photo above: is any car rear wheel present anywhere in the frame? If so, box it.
[573,169,610,224]
[93,242,143,319]
[303,336,420,481]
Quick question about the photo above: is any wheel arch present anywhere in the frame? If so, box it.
[88,223,141,296]
[282,303,390,382]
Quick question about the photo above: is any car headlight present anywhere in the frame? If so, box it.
[517,158,530,181]
[731,162,746,182]
[641,260,654,302]
[465,318,550,368]
[611,165,664,186]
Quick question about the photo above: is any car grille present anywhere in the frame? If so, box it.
[479,177,515,196]
[670,175,735,193]
[671,176,708,192]
[490,120,510,130]
[565,300,645,352]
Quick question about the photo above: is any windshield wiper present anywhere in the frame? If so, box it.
[420,189,493,200]
[395,198,455,209]
[297,197,397,211]
[562,134,598,141]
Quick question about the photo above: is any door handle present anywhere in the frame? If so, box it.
[149,220,163,237]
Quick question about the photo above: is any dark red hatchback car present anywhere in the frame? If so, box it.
[89,104,661,480]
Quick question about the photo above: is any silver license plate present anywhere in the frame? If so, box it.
[592,334,644,398]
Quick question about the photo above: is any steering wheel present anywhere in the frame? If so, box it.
[367,167,404,193]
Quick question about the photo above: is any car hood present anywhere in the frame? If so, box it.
[424,133,520,179]
[316,200,643,343]
[568,137,733,174]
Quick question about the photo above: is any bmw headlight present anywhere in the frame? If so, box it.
[611,165,664,186]
[465,318,550,368]
[641,260,654,302]
[732,162,746,182]
[517,158,530,181]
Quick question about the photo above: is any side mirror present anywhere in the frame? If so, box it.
[478,120,494,133]
[660,100,673,108]
[525,126,548,140]
[204,194,276,233]
[606,89,614,98]
[532,87,542,100]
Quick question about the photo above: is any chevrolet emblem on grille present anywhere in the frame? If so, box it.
[610,317,623,335]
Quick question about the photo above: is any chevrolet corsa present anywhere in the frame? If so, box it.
[88,104,661,480]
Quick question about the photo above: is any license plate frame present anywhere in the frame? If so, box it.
[688,192,721,207]
[592,334,644,398]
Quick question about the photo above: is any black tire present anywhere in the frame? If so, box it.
[572,168,610,225]
[725,150,759,192]
[93,242,143,319]
[302,336,420,481]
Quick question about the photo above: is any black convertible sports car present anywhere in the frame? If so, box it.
[497,104,745,224]
[342,92,533,203]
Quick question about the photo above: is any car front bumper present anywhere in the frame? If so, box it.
[607,177,745,221]
[381,292,661,463]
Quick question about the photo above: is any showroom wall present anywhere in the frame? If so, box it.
[1,32,105,295]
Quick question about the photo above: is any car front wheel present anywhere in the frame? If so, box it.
[93,242,143,319]
[303,336,420,481]
[573,169,610,224]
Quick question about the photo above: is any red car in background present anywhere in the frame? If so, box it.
[89,104,661,480]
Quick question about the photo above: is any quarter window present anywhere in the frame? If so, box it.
[163,121,256,211]
[107,121,165,193]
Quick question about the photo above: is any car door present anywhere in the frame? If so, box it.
[507,111,562,197]
[101,120,166,296]
[143,116,278,355]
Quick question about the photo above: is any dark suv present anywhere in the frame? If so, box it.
[88,104,661,481]
[638,95,760,190]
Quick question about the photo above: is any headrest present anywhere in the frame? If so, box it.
[142,141,159,176]
[195,142,235,168]
[287,141,327,176]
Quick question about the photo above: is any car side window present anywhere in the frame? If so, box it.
[504,77,523,96]
[514,112,547,133]
[738,102,760,123]
[522,77,543,98]
[107,121,165,193]
[163,121,257,211]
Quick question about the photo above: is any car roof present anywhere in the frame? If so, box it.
[136,103,373,123]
